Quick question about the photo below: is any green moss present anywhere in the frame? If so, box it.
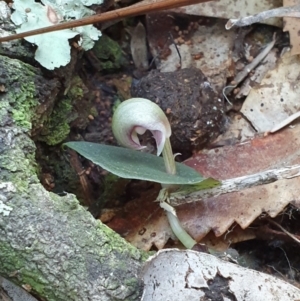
[67,76,84,99]
[97,174,129,210]
[20,270,48,296]
[94,221,149,262]
[0,56,39,130]
[0,56,42,190]
[38,98,74,145]
[11,82,37,129]
[38,75,90,145]
[112,98,121,113]
[89,106,98,117]
[0,244,49,298]
[0,242,25,273]
[93,35,123,70]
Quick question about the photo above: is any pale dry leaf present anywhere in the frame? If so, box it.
[241,50,300,132]
[175,125,300,240]
[172,0,282,27]
[146,14,236,91]
[202,227,256,251]
[126,211,171,250]
[211,114,256,146]
[130,22,149,71]
[283,0,300,55]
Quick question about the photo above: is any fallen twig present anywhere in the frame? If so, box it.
[0,0,212,42]
[226,5,300,29]
[267,218,300,245]
[170,163,300,206]
[223,34,276,97]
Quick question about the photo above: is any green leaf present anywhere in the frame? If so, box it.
[65,142,207,185]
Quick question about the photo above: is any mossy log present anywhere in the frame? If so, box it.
[0,55,146,301]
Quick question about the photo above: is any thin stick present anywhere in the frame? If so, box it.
[223,34,276,96]
[170,163,300,206]
[267,218,300,245]
[0,0,212,42]
[169,31,182,67]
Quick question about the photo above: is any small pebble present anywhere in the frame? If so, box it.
[193,53,203,60]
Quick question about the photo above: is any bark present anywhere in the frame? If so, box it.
[0,55,146,301]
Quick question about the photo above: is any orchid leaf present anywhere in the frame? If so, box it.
[171,178,221,196]
[65,142,208,185]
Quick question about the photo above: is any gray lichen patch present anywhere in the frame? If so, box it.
[0,126,38,191]
[0,201,12,216]
[0,182,15,217]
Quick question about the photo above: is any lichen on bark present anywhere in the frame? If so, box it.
[0,54,146,301]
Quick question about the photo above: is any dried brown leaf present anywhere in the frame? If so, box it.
[107,126,300,250]
[176,177,300,240]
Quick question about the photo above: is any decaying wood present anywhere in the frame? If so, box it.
[142,249,300,300]
[0,0,213,43]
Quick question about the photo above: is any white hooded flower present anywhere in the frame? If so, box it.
[112,98,171,156]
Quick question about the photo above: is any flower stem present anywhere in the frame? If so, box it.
[166,211,196,249]
[160,138,196,249]
[162,138,176,175]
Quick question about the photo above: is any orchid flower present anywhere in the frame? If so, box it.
[112,98,170,155]
[112,97,196,249]
[67,97,199,249]
[112,98,176,175]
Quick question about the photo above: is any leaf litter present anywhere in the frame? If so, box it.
[21,0,300,298]
[88,1,300,296]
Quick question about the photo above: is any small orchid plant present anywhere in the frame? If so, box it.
[112,98,176,175]
[66,98,217,248]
